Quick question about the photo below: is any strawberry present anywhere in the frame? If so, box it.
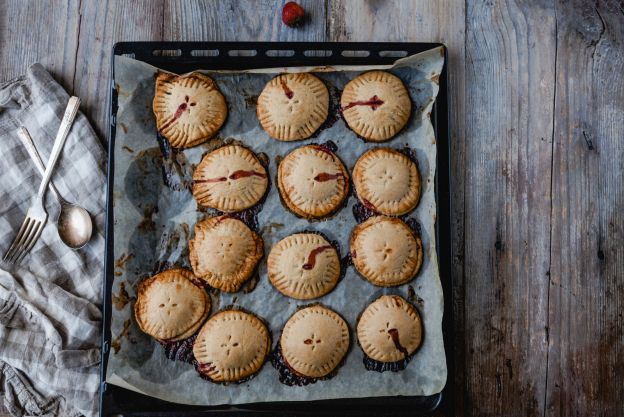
[282,2,305,28]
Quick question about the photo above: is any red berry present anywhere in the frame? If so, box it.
[282,2,305,28]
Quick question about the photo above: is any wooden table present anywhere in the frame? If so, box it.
[1,1,622,416]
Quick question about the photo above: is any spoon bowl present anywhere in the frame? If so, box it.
[57,202,93,249]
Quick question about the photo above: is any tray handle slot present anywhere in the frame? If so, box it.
[227,49,258,57]
[379,50,408,58]
[341,50,371,57]
[265,49,295,57]
[190,49,220,57]
[303,49,333,57]
[152,49,182,57]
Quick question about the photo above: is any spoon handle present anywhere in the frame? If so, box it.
[16,127,65,204]
[37,96,81,200]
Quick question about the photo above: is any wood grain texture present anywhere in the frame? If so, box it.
[72,0,165,140]
[0,0,80,94]
[164,0,327,41]
[546,1,624,416]
[464,0,556,415]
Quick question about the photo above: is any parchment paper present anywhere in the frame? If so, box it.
[106,47,447,405]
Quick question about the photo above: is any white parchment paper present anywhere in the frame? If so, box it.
[106,47,447,405]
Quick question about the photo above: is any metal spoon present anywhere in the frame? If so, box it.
[16,126,93,249]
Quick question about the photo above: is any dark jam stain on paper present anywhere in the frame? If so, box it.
[362,354,414,373]
[270,342,348,387]
[112,319,131,354]
[137,205,157,233]
[112,282,133,311]
[352,199,379,223]
[156,132,193,191]
[159,335,197,364]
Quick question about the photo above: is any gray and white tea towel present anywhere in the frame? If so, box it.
[0,64,106,417]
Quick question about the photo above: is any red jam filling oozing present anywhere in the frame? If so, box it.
[198,362,216,374]
[342,95,384,111]
[159,95,196,132]
[302,245,333,270]
[313,172,343,182]
[195,169,267,184]
[311,145,335,157]
[387,328,409,358]
[280,78,294,99]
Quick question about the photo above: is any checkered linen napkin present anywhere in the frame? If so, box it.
[0,64,106,417]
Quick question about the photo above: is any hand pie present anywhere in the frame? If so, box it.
[134,268,210,342]
[153,71,227,148]
[277,145,349,219]
[280,305,349,378]
[192,144,268,212]
[350,216,423,286]
[257,73,329,141]
[268,233,340,300]
[341,71,411,142]
[353,148,421,215]
[193,310,271,382]
[357,295,422,363]
[189,216,263,292]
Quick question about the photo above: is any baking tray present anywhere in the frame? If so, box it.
[101,42,452,417]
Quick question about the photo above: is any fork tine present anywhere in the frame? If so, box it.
[6,222,34,264]
[9,219,39,264]
[11,220,40,264]
[3,218,32,262]
[15,222,43,264]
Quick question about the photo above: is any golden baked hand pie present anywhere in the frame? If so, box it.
[350,216,423,286]
[257,73,329,141]
[277,145,349,219]
[153,71,227,148]
[134,268,210,342]
[192,145,268,212]
[353,148,421,215]
[189,216,263,292]
[193,310,271,382]
[268,233,340,300]
[341,71,411,142]
[280,305,350,378]
[357,295,422,363]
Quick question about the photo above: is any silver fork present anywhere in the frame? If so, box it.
[3,96,81,264]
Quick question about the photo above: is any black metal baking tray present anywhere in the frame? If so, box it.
[101,42,452,417]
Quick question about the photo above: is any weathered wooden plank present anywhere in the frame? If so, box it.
[326,0,467,414]
[0,2,80,413]
[163,0,327,41]
[0,0,80,96]
[546,1,624,416]
[71,0,165,140]
[462,0,556,415]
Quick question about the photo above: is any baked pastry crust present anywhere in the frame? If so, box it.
[352,148,421,215]
[192,144,268,212]
[189,216,263,292]
[153,71,227,148]
[134,268,210,342]
[193,310,271,382]
[280,305,349,378]
[350,216,423,286]
[357,295,422,363]
[268,233,340,300]
[277,145,349,219]
[257,73,329,141]
[341,71,411,142]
